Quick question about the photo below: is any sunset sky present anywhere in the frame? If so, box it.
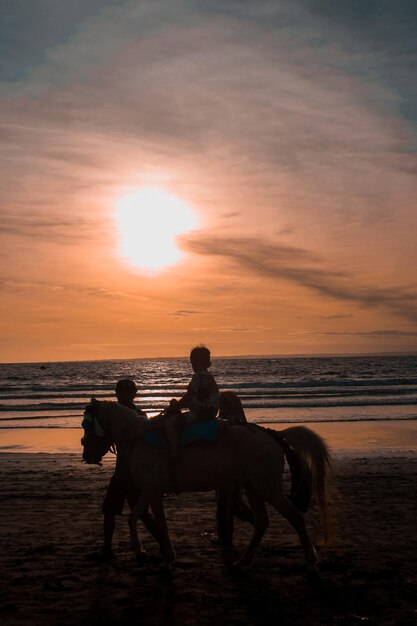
[1,1,417,362]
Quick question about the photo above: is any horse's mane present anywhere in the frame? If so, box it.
[97,401,146,441]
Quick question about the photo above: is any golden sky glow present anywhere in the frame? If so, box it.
[1,1,417,362]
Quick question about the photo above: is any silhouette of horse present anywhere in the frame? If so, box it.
[81,400,333,573]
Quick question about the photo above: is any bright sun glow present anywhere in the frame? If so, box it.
[114,187,198,272]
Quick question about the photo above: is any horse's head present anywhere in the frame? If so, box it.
[81,399,113,465]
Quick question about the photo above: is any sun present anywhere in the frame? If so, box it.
[114,186,198,272]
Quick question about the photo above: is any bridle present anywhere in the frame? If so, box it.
[81,408,116,464]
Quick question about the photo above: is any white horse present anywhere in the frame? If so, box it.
[81,400,333,574]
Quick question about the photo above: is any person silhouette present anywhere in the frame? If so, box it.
[99,379,160,559]
[163,345,219,461]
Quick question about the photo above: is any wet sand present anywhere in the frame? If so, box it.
[1,418,417,454]
[0,433,416,624]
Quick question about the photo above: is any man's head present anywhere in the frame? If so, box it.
[190,345,211,372]
[115,378,137,407]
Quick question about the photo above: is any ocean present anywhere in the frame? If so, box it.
[1,355,416,435]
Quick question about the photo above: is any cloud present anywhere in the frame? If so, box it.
[0,277,148,302]
[0,213,96,241]
[298,0,417,142]
[0,1,122,82]
[2,0,416,248]
[190,325,271,334]
[169,310,201,317]
[318,329,417,338]
[183,234,417,323]
[321,313,353,320]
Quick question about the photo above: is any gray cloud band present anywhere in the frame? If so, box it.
[183,235,417,323]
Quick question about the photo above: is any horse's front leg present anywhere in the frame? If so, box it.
[230,488,269,573]
[128,496,149,561]
[148,496,176,573]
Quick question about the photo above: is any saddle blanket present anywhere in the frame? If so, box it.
[142,418,218,449]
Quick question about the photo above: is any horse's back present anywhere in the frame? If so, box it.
[228,424,286,460]
[179,425,285,491]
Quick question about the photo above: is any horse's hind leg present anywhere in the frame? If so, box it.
[268,492,318,569]
[231,488,269,571]
[139,508,163,547]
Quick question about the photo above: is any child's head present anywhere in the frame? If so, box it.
[115,378,137,406]
[190,345,211,372]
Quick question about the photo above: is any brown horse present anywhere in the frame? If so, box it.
[81,400,333,574]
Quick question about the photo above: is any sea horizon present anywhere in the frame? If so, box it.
[2,349,417,366]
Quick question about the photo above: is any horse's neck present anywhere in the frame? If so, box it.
[109,411,142,444]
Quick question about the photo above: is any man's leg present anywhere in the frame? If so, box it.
[100,475,125,558]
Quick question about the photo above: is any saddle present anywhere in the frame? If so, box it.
[142,418,219,449]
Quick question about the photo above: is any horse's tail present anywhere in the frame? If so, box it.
[262,429,313,514]
[280,426,335,543]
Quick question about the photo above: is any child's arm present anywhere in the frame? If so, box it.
[168,376,198,411]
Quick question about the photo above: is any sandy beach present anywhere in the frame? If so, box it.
[0,426,416,625]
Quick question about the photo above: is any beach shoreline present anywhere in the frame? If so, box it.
[1,418,416,455]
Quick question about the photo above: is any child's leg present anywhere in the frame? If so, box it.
[164,414,179,460]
